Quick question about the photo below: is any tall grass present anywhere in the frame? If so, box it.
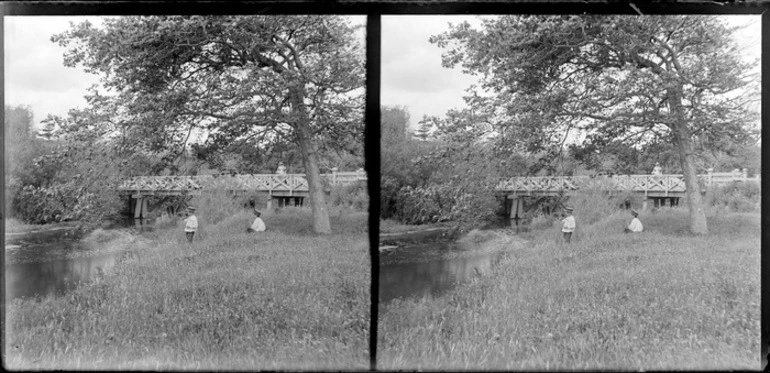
[565,178,627,226]
[5,194,370,370]
[378,208,760,370]
[704,181,760,212]
[328,181,369,211]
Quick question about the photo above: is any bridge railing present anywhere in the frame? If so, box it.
[324,171,368,184]
[496,173,759,194]
[119,172,367,194]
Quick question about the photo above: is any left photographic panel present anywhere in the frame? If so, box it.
[4,15,370,370]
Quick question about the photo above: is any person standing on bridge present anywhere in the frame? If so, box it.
[651,162,663,175]
[247,209,266,233]
[276,162,287,175]
[561,206,575,244]
[624,209,643,233]
[184,206,198,243]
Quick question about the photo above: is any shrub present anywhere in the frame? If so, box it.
[12,185,70,224]
[393,183,498,228]
[328,181,369,210]
[705,181,760,212]
[563,178,626,227]
[189,189,251,227]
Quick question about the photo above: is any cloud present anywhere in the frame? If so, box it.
[382,15,482,128]
[5,16,103,127]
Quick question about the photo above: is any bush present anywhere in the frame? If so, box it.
[189,189,251,227]
[11,182,124,228]
[12,184,77,224]
[328,181,369,210]
[705,181,760,212]
[393,183,498,228]
[563,178,626,227]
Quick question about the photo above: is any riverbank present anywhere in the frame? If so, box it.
[6,208,370,370]
[378,208,760,370]
[379,219,458,256]
[381,227,527,266]
[5,218,78,233]
[5,218,81,244]
[5,221,153,264]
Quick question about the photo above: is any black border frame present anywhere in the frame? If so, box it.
[2,1,767,371]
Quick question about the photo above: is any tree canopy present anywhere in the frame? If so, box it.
[432,15,759,234]
[52,15,365,233]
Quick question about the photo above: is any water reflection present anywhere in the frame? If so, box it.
[5,252,119,300]
[4,219,143,301]
[379,249,503,303]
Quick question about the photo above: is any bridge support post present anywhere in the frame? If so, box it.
[509,197,523,228]
[642,198,648,211]
[142,198,149,217]
[133,196,151,218]
[134,197,143,218]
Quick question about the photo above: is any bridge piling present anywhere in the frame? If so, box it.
[509,197,524,228]
[131,196,152,219]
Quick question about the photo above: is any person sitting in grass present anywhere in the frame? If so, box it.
[184,206,198,243]
[561,206,575,244]
[624,209,644,233]
[247,209,266,233]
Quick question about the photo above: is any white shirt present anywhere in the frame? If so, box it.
[628,217,643,232]
[184,215,198,232]
[250,217,266,232]
[562,215,575,233]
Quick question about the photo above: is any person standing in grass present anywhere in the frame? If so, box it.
[561,206,575,243]
[247,209,266,233]
[624,209,644,233]
[184,206,198,243]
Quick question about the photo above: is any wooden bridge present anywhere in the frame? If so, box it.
[119,170,366,219]
[495,170,759,222]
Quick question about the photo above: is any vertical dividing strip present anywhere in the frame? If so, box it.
[365,13,381,371]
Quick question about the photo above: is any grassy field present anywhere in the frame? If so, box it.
[378,208,760,370]
[5,207,371,370]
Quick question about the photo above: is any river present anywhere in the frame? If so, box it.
[5,219,148,301]
[379,228,521,304]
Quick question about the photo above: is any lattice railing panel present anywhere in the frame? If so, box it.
[120,172,365,193]
[496,174,718,194]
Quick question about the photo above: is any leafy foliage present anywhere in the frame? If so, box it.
[705,181,760,212]
[431,15,759,234]
[328,181,369,211]
[53,16,365,234]
[380,106,503,227]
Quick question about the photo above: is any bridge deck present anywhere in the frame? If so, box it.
[495,173,759,197]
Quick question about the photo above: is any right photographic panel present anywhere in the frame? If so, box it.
[378,14,761,370]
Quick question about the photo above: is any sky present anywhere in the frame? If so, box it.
[5,16,103,129]
[381,15,483,130]
[4,15,762,132]
[382,15,762,131]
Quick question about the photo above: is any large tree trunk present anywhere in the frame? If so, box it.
[669,85,708,235]
[290,84,332,234]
